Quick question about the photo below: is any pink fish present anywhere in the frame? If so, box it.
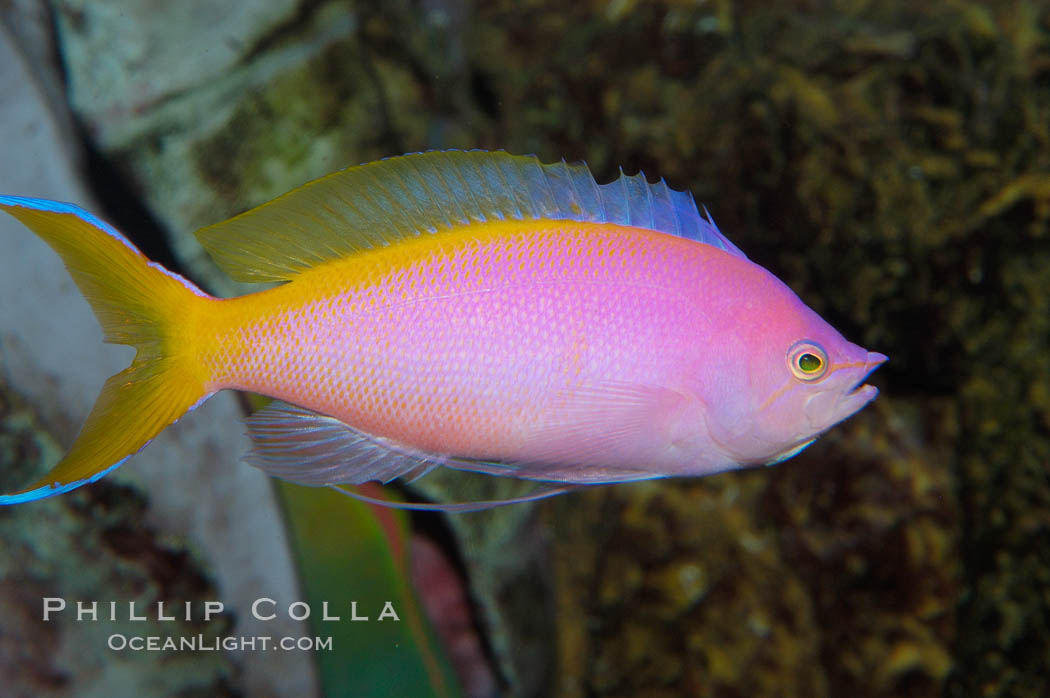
[0,151,885,510]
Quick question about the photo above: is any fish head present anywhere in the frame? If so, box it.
[694,271,886,467]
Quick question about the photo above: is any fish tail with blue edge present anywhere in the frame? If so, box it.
[0,196,215,504]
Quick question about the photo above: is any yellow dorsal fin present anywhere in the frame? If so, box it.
[193,150,743,283]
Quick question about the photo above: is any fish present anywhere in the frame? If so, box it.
[0,150,886,511]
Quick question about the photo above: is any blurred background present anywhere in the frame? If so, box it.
[0,1,1048,696]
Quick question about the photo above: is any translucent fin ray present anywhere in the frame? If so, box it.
[244,402,444,486]
[194,150,745,283]
[327,483,582,513]
[243,401,663,498]
[247,403,588,511]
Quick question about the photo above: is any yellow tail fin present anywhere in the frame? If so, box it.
[0,196,213,503]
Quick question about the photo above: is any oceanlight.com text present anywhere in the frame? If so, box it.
[107,633,334,652]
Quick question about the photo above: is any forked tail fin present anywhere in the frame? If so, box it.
[0,197,214,503]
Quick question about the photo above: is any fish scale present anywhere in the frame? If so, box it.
[0,150,885,509]
[207,220,700,459]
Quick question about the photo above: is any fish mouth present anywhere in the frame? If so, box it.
[831,351,888,420]
[805,351,887,428]
[801,350,888,430]
[845,351,888,397]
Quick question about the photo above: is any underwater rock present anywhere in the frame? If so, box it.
[411,470,559,698]
[44,3,555,692]
[48,0,466,299]
[463,3,1045,696]
[29,0,1050,696]
[52,0,300,147]
[0,24,316,697]
[765,400,959,697]
[0,382,235,697]
[547,478,828,698]
[546,400,958,698]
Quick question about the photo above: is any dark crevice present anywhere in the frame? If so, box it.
[410,508,510,692]
[35,4,191,282]
[237,0,336,65]
[470,69,501,119]
[71,121,188,278]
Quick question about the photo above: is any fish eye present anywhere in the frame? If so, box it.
[788,341,828,381]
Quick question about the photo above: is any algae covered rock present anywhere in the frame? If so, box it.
[545,399,958,698]
[23,0,1050,696]
[0,383,235,697]
[0,21,316,696]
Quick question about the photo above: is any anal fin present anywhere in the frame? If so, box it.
[244,401,656,511]
[244,402,442,486]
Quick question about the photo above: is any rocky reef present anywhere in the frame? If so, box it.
[1,0,1047,696]
[0,382,236,697]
